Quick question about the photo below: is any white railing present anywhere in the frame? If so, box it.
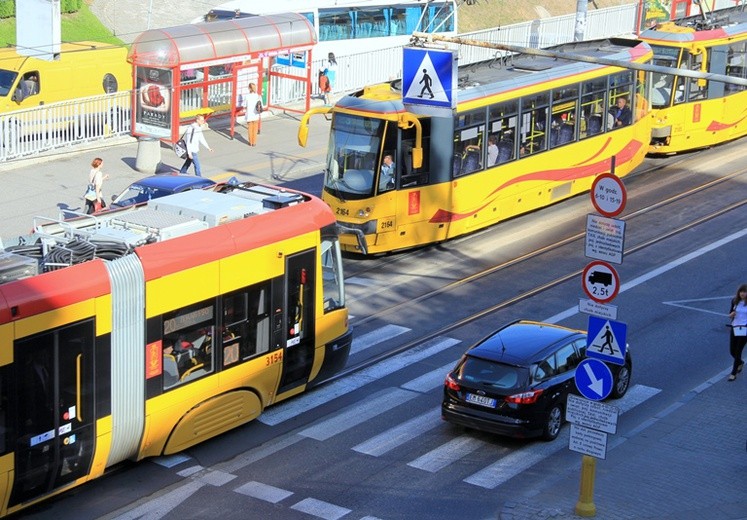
[0,91,132,162]
[1,3,640,162]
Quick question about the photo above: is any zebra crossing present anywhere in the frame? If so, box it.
[136,323,661,520]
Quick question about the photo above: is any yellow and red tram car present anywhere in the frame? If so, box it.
[642,5,747,154]
[301,38,654,254]
[0,183,350,516]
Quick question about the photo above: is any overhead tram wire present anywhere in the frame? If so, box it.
[410,31,747,88]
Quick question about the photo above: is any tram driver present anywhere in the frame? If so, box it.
[379,154,396,191]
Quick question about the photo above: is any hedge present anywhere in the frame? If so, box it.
[0,0,14,19]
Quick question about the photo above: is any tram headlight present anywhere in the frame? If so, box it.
[356,207,372,218]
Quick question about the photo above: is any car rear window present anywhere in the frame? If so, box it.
[456,357,527,391]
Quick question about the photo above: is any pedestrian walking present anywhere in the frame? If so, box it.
[179,113,212,176]
[727,283,747,381]
[84,157,109,214]
[318,69,331,104]
[242,83,264,146]
[325,52,338,93]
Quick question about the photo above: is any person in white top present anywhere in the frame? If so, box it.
[242,83,263,146]
[179,113,212,176]
[727,283,747,381]
[85,157,109,214]
[487,136,498,166]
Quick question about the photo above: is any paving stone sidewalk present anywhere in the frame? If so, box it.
[497,369,747,519]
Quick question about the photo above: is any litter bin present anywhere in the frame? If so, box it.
[135,136,162,174]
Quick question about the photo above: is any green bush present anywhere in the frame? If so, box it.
[61,0,83,14]
[0,0,15,19]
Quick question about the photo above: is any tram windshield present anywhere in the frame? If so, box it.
[0,69,18,97]
[650,44,680,108]
[324,113,384,199]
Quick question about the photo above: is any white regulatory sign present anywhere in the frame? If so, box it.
[585,214,626,264]
[566,394,619,434]
[591,173,627,217]
[569,423,608,459]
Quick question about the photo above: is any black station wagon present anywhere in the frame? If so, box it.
[442,320,631,441]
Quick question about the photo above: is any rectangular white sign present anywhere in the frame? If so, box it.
[578,298,618,320]
[585,214,625,264]
[566,394,619,434]
[569,423,608,459]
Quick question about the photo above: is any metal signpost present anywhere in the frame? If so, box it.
[575,171,628,517]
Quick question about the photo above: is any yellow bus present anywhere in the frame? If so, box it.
[0,182,350,516]
[642,6,747,154]
[299,38,654,254]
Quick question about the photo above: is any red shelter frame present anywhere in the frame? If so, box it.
[127,13,316,143]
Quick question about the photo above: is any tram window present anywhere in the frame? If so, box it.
[609,71,635,129]
[428,3,455,32]
[401,121,430,187]
[222,284,271,369]
[580,92,608,139]
[550,85,579,148]
[452,125,485,176]
[489,101,518,164]
[162,301,215,389]
[725,43,747,94]
[319,9,352,41]
[684,50,708,101]
[519,93,549,156]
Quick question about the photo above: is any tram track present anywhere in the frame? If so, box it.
[326,162,747,385]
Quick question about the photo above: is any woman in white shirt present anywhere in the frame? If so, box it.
[242,83,262,146]
[727,283,747,381]
[85,157,109,214]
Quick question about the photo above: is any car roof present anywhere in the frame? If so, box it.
[467,321,584,366]
[130,174,215,191]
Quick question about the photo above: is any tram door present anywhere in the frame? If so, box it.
[9,321,95,506]
[278,250,316,392]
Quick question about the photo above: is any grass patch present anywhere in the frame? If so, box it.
[0,2,122,47]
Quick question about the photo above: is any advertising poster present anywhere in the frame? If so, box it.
[135,66,172,138]
[638,0,673,32]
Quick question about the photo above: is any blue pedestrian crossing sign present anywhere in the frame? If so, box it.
[575,358,614,401]
[586,316,627,366]
[402,47,457,111]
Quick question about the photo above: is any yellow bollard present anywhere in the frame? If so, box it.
[575,455,597,517]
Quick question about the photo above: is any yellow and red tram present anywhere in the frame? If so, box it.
[642,5,747,154]
[0,183,350,515]
[300,38,654,255]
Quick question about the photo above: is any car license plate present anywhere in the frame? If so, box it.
[466,393,496,408]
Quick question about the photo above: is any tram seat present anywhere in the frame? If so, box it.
[463,149,481,173]
[587,114,602,136]
[180,363,206,383]
[497,139,513,164]
[559,123,574,144]
[453,153,463,175]
[163,355,179,388]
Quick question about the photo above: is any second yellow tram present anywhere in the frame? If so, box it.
[300,38,654,254]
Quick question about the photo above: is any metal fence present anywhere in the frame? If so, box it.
[1,3,639,163]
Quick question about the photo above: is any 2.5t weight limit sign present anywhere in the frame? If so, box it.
[591,173,627,217]
[582,260,620,304]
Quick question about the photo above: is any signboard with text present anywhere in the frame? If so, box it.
[585,214,626,264]
[134,66,173,138]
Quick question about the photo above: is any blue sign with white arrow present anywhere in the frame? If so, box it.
[575,358,613,401]
[402,47,456,110]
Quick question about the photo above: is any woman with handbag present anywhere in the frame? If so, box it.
[727,283,747,381]
[242,83,265,147]
[85,157,109,214]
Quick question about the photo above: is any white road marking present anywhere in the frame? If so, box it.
[401,361,456,393]
[352,409,442,456]
[463,384,661,489]
[299,387,419,441]
[408,435,493,473]
[351,324,410,355]
[110,480,206,520]
[234,481,293,503]
[259,336,460,426]
[291,497,352,520]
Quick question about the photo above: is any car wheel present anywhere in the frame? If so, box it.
[542,404,563,441]
[610,362,631,399]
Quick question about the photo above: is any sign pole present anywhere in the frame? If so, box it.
[575,455,597,517]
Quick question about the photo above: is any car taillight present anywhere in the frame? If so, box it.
[444,373,460,391]
[505,389,544,404]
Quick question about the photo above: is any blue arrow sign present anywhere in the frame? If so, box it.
[586,316,627,366]
[402,47,456,109]
[575,358,613,401]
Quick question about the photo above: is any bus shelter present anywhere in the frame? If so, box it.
[128,12,316,143]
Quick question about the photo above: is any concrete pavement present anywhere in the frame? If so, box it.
[497,367,747,520]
